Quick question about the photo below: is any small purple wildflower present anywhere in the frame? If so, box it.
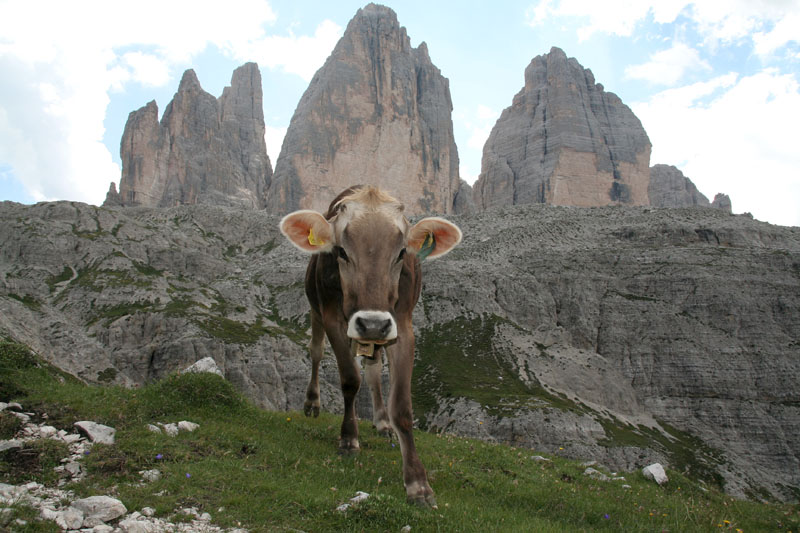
[83,451,90,456]
[604,514,610,520]
[155,454,163,460]
[186,473,191,479]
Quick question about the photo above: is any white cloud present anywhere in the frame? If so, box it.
[235,19,343,82]
[264,124,288,162]
[457,105,500,184]
[525,0,800,53]
[753,11,800,57]
[625,42,711,85]
[526,0,691,40]
[0,0,341,205]
[633,69,800,227]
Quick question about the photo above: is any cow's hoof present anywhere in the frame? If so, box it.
[374,420,393,438]
[303,401,320,418]
[338,439,360,455]
[407,492,437,509]
[406,482,436,508]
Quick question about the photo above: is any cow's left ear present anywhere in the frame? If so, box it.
[280,210,334,253]
[408,217,462,260]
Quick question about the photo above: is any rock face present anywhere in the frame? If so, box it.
[1,199,798,501]
[473,47,652,210]
[649,164,732,212]
[266,4,461,215]
[107,63,272,209]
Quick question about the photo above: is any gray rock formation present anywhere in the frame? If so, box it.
[712,193,732,213]
[648,164,711,207]
[1,199,798,501]
[649,164,733,213]
[473,47,652,210]
[266,4,461,215]
[107,63,272,209]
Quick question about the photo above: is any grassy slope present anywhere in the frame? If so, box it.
[1,339,798,532]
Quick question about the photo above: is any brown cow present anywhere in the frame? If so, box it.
[279,185,462,507]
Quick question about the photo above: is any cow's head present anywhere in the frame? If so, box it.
[280,186,461,352]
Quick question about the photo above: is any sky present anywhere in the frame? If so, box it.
[1,1,798,227]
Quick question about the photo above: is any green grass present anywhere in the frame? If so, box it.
[1,338,798,532]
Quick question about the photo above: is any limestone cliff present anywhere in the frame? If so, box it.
[649,164,732,212]
[265,4,461,215]
[473,47,651,209]
[107,63,272,208]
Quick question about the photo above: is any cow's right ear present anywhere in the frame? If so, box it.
[279,210,334,253]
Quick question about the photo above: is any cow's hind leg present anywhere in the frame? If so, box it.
[363,348,391,436]
[304,310,325,417]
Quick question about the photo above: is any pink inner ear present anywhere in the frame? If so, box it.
[432,226,459,253]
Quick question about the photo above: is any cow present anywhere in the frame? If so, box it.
[279,185,462,507]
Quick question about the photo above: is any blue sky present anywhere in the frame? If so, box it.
[1,1,798,226]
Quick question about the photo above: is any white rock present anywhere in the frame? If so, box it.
[181,357,223,377]
[141,507,156,517]
[74,422,116,445]
[178,421,199,433]
[401,526,412,533]
[6,402,23,411]
[65,462,82,477]
[0,402,7,411]
[140,469,162,482]
[584,467,609,481]
[119,517,156,533]
[0,439,22,453]
[199,512,212,521]
[62,434,82,444]
[91,526,114,532]
[146,424,161,434]
[530,455,551,462]
[159,423,179,437]
[350,491,370,504]
[10,411,30,423]
[55,507,84,530]
[39,425,58,438]
[642,463,669,486]
[70,495,127,525]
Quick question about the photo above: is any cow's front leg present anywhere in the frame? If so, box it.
[327,326,361,453]
[363,348,391,436]
[387,324,436,507]
[304,310,325,417]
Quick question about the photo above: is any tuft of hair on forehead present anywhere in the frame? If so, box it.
[330,185,407,234]
[337,186,403,212]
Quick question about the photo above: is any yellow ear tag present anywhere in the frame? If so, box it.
[308,227,325,247]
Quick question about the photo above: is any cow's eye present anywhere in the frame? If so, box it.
[336,246,349,263]
[396,248,406,263]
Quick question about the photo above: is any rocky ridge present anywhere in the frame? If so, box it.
[105,63,272,209]
[649,164,731,212]
[265,4,462,215]
[1,198,798,501]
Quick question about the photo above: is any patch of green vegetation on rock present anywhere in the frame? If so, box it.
[598,417,726,490]
[0,438,69,485]
[198,315,269,345]
[6,292,42,311]
[413,315,575,426]
[46,266,73,291]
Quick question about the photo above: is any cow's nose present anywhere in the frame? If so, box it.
[355,315,392,339]
[347,310,398,341]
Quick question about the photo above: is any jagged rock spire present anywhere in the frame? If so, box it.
[265,4,462,215]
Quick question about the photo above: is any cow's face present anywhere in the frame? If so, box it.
[280,188,461,350]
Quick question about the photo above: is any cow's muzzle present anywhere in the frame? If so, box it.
[347,310,397,342]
